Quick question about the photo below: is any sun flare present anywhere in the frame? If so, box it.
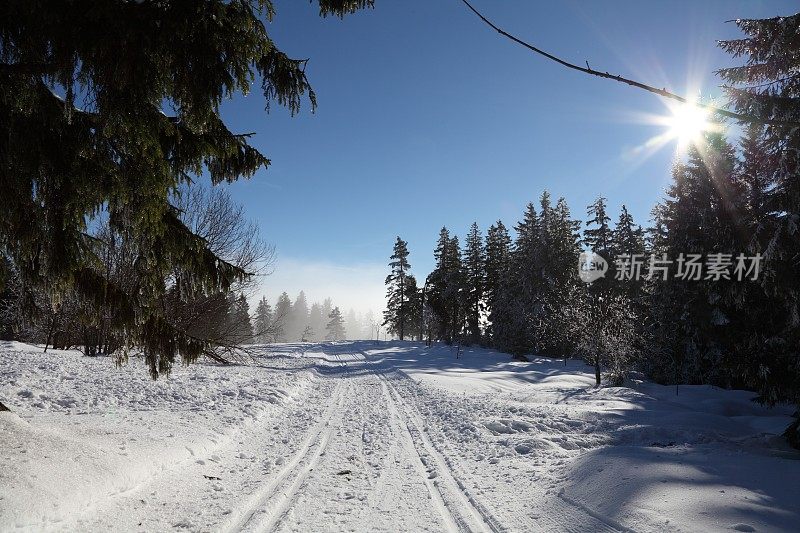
[666,103,711,147]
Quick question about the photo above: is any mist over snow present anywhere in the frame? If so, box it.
[256,256,386,316]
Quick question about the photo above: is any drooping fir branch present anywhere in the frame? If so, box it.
[459,0,800,127]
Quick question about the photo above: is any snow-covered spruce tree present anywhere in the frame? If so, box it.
[574,288,638,387]
[383,237,412,340]
[718,16,800,444]
[463,223,486,345]
[0,0,373,379]
[425,228,465,344]
[581,197,639,385]
[584,197,613,260]
[612,205,647,300]
[611,205,648,368]
[493,202,541,356]
[445,235,467,344]
[648,130,747,387]
[491,194,580,358]
[272,292,292,343]
[538,195,582,356]
[484,221,512,344]
[253,297,274,344]
[326,307,346,341]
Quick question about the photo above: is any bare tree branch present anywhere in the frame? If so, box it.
[459,0,799,127]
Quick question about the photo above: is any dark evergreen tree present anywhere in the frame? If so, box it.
[718,18,800,446]
[493,203,540,355]
[426,228,452,343]
[648,130,745,388]
[404,274,423,341]
[463,223,485,344]
[612,205,647,297]
[383,237,412,340]
[543,197,582,356]
[444,235,466,344]
[0,0,373,378]
[584,197,613,259]
[231,294,253,343]
[484,221,512,344]
[425,228,466,344]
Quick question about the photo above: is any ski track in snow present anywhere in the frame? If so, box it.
[378,370,499,532]
[2,340,799,532]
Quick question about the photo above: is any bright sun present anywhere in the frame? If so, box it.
[666,103,711,147]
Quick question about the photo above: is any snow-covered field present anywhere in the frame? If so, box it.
[1,340,798,532]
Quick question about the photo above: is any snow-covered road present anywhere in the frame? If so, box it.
[1,341,798,532]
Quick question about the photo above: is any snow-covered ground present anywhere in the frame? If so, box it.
[1,340,798,532]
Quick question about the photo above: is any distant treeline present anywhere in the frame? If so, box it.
[251,291,378,343]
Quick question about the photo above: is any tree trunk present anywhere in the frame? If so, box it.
[44,314,57,353]
[595,357,601,386]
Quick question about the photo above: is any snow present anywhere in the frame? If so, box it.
[1,340,798,532]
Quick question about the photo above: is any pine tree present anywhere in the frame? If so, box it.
[0,0,373,378]
[445,235,466,343]
[253,297,273,344]
[543,197,582,356]
[404,275,423,341]
[484,221,512,344]
[718,18,800,427]
[493,203,540,355]
[232,294,253,344]
[612,204,647,300]
[463,223,485,344]
[584,197,613,259]
[423,228,467,344]
[425,228,453,343]
[288,291,310,341]
[648,130,744,387]
[273,292,292,342]
[326,307,346,341]
[383,237,412,340]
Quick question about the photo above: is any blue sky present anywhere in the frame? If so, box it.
[219,0,796,314]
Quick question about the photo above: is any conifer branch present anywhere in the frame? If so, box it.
[459,0,800,127]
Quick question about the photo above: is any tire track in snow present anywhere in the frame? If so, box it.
[375,367,503,533]
[221,379,348,533]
